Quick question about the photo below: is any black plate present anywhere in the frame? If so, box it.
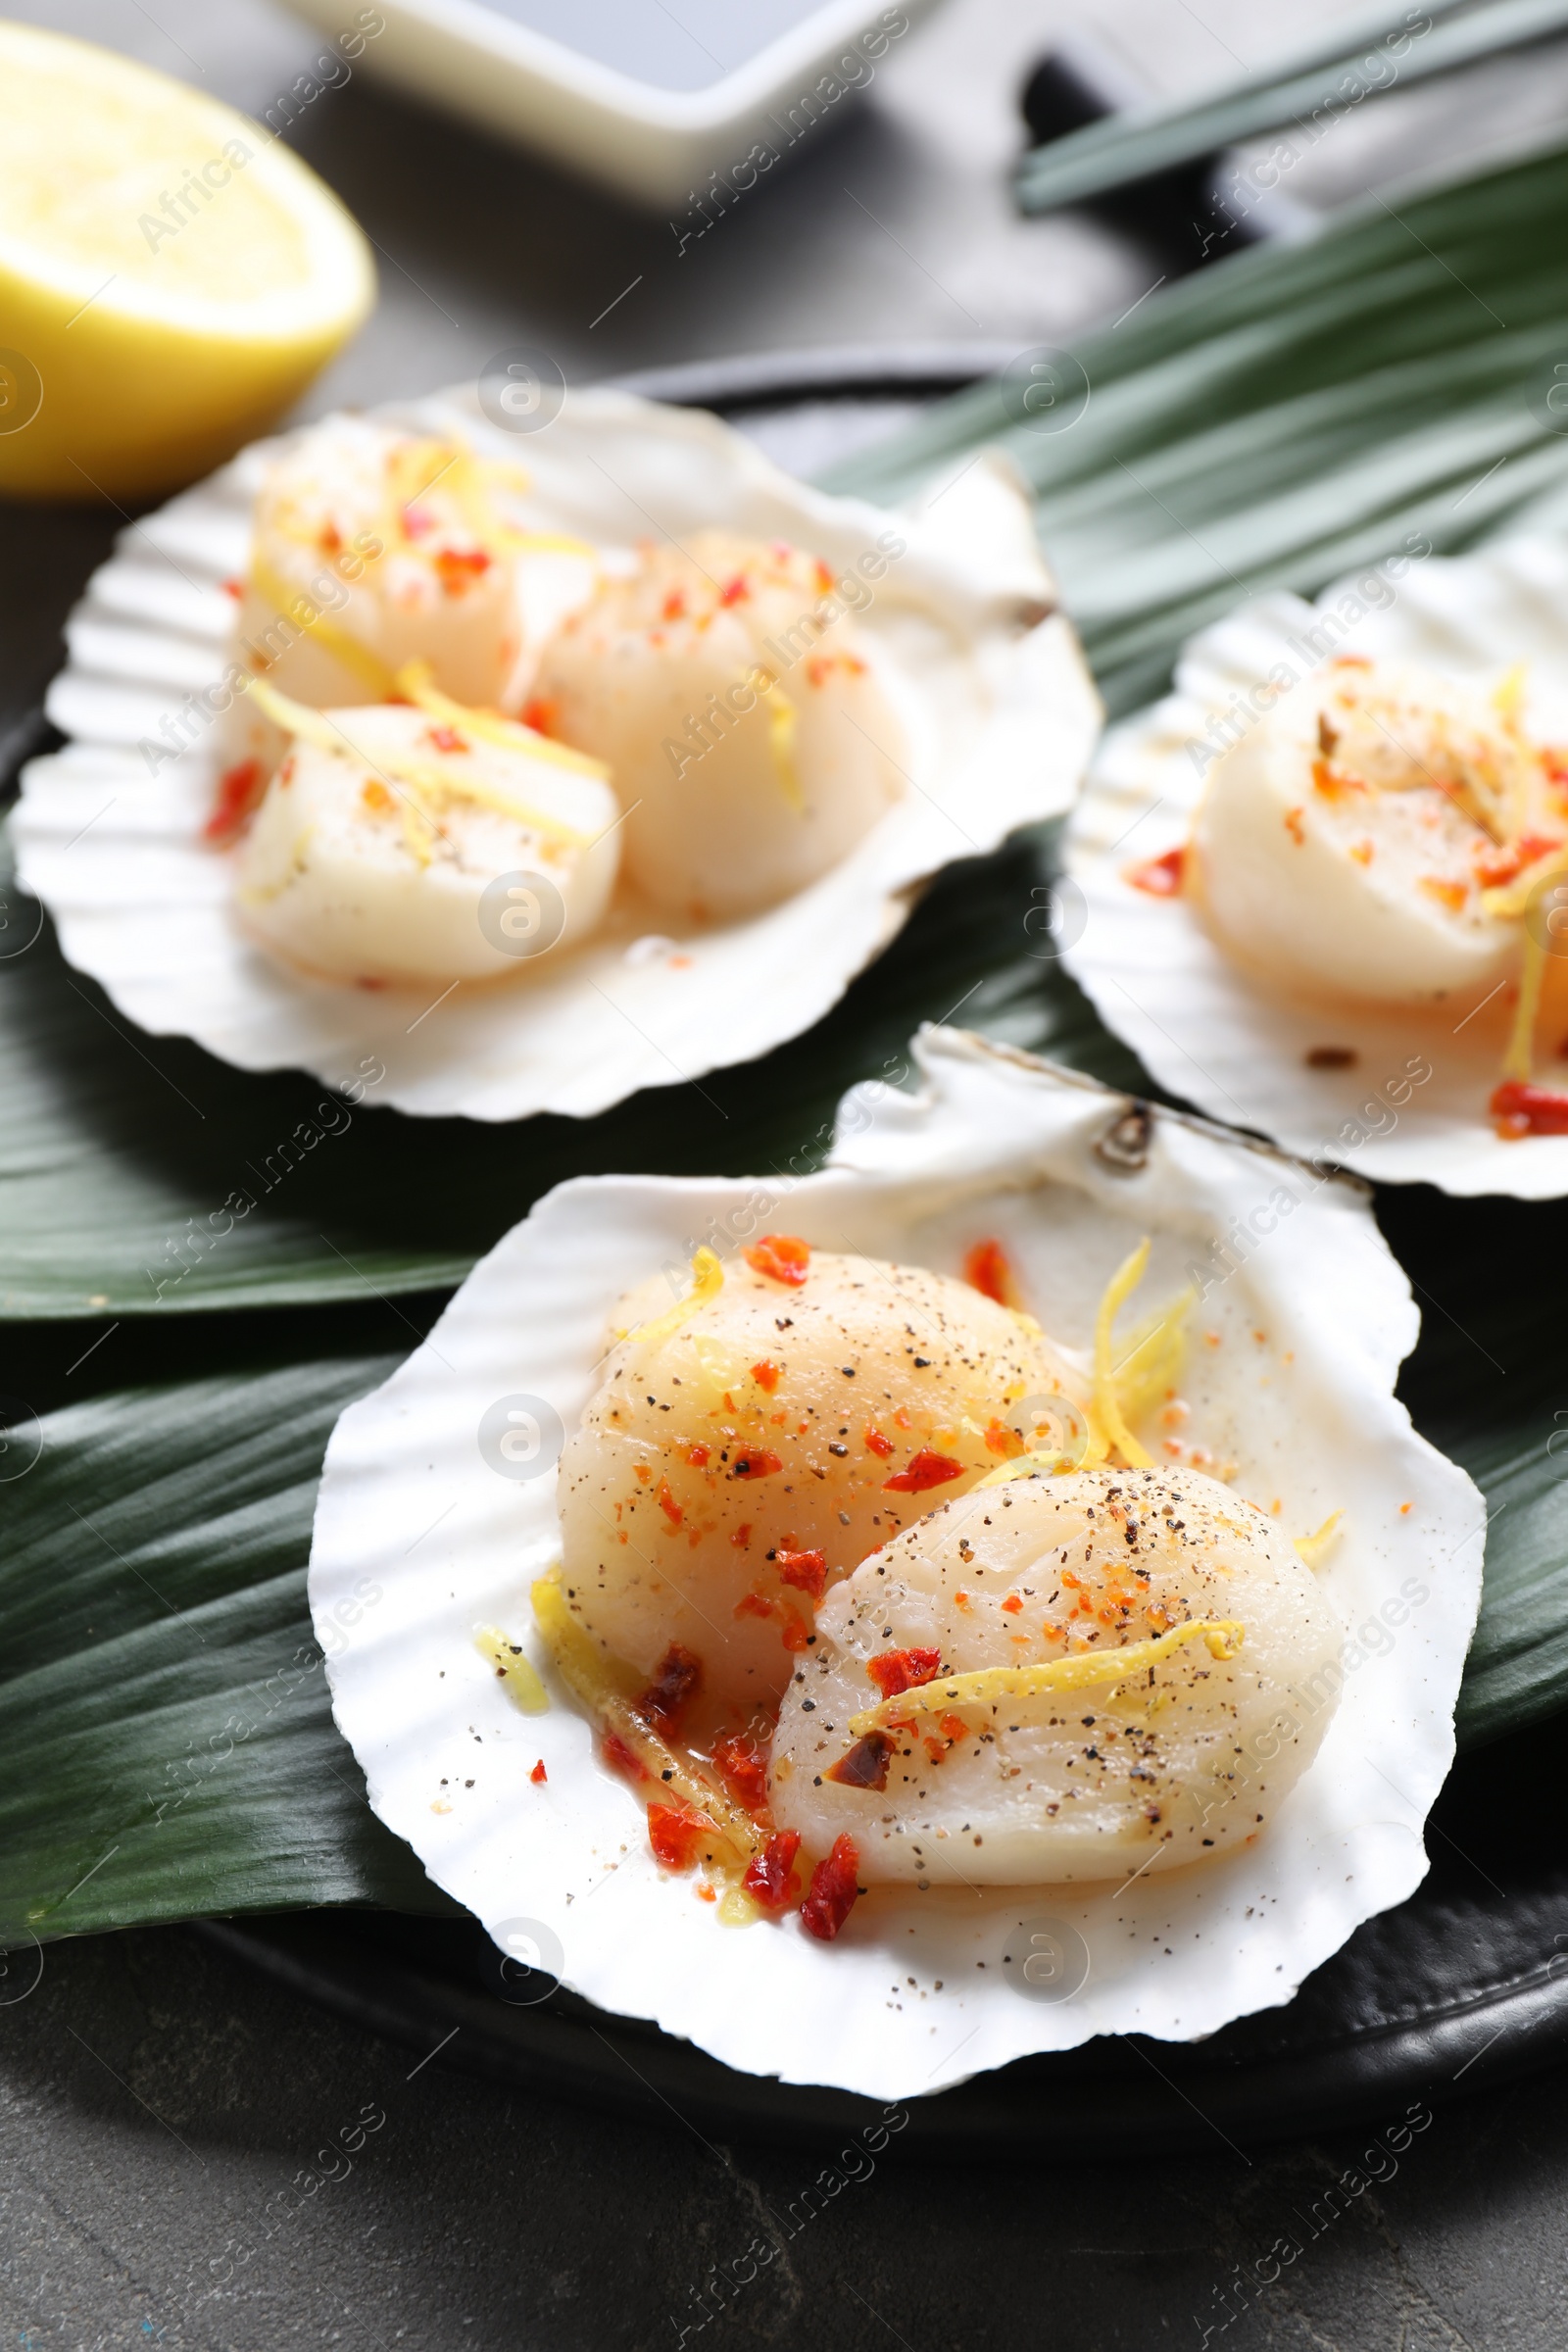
[204,348,1568,2154]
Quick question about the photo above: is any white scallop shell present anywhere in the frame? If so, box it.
[10,385,1099,1122]
[307,1027,1483,2099]
[1062,539,1568,1197]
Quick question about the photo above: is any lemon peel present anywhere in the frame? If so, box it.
[847,1619,1246,1736]
[619,1248,724,1348]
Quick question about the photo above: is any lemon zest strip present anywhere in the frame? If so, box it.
[1095,1239,1155,1469]
[847,1618,1246,1736]
[241,674,593,850]
[530,1572,760,1863]
[1294,1511,1344,1571]
[977,1443,1082,1490]
[761,679,805,813]
[476,1625,550,1713]
[1502,923,1546,1083]
[1113,1287,1195,1426]
[394,661,612,780]
[618,1247,724,1348]
[247,555,395,698]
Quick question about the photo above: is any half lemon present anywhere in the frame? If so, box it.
[0,23,375,500]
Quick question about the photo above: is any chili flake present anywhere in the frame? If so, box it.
[867,1646,942,1700]
[637,1642,703,1732]
[1124,845,1187,897]
[647,1800,710,1870]
[961,1237,1019,1306]
[742,1830,803,1910]
[1491,1077,1568,1138]
[744,1234,811,1287]
[883,1448,964,1494]
[800,1835,861,1941]
[205,759,265,844]
[711,1733,769,1811]
[776,1545,827,1598]
[825,1731,892,1791]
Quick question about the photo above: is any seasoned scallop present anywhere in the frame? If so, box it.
[234,688,618,985]
[220,415,594,781]
[528,532,906,922]
[555,1240,1092,1717]
[769,1464,1342,1884]
[1190,657,1538,1004]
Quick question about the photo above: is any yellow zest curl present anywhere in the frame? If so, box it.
[847,1619,1246,1736]
[241,675,594,857]
[248,555,394,697]
[530,1572,760,1864]
[394,661,611,781]
[1294,1511,1344,1571]
[476,1625,550,1713]
[620,1247,724,1348]
[1095,1240,1155,1468]
[761,678,804,813]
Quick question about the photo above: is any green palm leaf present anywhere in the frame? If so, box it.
[1016,0,1568,217]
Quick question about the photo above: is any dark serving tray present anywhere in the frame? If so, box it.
[193,348,1568,2155]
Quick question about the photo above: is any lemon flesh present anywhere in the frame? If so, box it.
[0,24,375,500]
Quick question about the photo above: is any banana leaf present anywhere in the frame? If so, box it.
[1015,0,1568,217]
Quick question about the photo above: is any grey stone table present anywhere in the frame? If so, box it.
[6,2,1568,2345]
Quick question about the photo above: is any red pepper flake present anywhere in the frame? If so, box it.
[662,587,688,621]
[729,1522,752,1548]
[686,1443,710,1468]
[742,1829,802,1909]
[961,1237,1019,1306]
[204,759,264,844]
[1284,808,1305,847]
[751,1359,780,1394]
[863,1424,894,1458]
[711,1733,769,1811]
[776,1545,827,1599]
[424,722,467,755]
[800,1835,861,1940]
[814,558,835,593]
[923,1736,948,1765]
[521,697,561,737]
[647,1801,710,1870]
[730,1446,783,1480]
[1491,1078,1568,1138]
[779,1610,812,1652]
[825,1731,892,1791]
[744,1234,811,1287]
[718,573,750,607]
[1001,1593,1024,1615]
[983,1416,1025,1459]
[1124,845,1187,897]
[866,1646,943,1700]
[733,1591,774,1621]
[434,547,492,592]
[883,1448,964,1494]
[656,1477,683,1529]
[221,576,245,600]
[637,1642,703,1732]
[602,1729,650,1784]
[529,1758,548,1785]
